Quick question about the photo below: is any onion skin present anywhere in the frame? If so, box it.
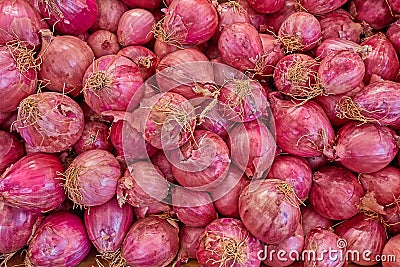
[176,226,204,264]
[383,205,400,236]
[299,0,347,15]
[73,121,113,154]
[122,216,179,267]
[15,92,84,153]
[84,198,134,254]
[304,155,329,170]
[238,0,268,31]
[89,0,128,33]
[150,151,176,184]
[309,166,364,220]
[87,30,120,58]
[118,46,159,80]
[263,0,298,34]
[118,9,155,46]
[133,201,172,219]
[247,0,285,14]
[27,212,91,267]
[259,34,285,76]
[0,131,25,174]
[121,0,162,9]
[197,218,262,267]
[382,235,400,267]
[315,38,364,60]
[216,1,251,38]
[239,179,301,244]
[349,0,395,30]
[335,213,386,266]
[301,206,334,237]
[387,20,400,54]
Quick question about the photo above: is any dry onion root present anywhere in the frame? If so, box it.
[62,165,85,209]
[152,19,184,49]
[335,96,384,124]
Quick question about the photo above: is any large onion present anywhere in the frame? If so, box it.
[301,205,334,237]
[0,131,24,174]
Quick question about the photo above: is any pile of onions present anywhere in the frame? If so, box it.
[349,0,394,30]
[26,212,91,267]
[118,46,159,80]
[175,226,204,265]
[87,30,120,58]
[0,131,24,174]
[299,0,347,15]
[301,206,333,237]
[121,216,179,267]
[196,218,262,267]
[117,9,155,46]
[0,153,65,212]
[63,149,120,208]
[89,0,128,33]
[73,121,113,154]
[382,235,400,267]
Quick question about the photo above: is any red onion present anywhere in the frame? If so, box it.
[383,204,400,236]
[228,120,276,178]
[263,0,299,34]
[336,213,386,266]
[299,0,347,15]
[87,30,120,58]
[197,218,262,267]
[0,131,24,174]
[309,166,364,220]
[89,0,128,33]
[304,155,329,170]
[122,216,179,267]
[64,149,120,208]
[247,0,285,14]
[14,92,84,153]
[134,201,172,219]
[278,12,322,53]
[118,46,159,80]
[332,122,398,173]
[387,20,400,55]
[82,54,144,114]
[239,179,301,244]
[216,1,251,39]
[150,151,176,184]
[38,0,98,35]
[301,206,334,237]
[153,39,205,58]
[80,102,113,123]
[315,38,366,60]
[117,9,155,46]
[84,198,134,255]
[121,0,162,9]
[269,92,335,157]
[116,161,169,207]
[304,229,346,267]
[349,0,394,30]
[26,212,91,267]
[172,187,217,227]
[238,0,268,31]
[259,34,285,76]
[382,235,400,267]
[73,121,113,154]
[175,226,204,265]
[388,0,400,13]
[38,30,94,96]
[267,155,312,201]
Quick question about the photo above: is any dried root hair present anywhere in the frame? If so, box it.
[23,256,34,267]
[152,19,183,49]
[137,56,154,69]
[96,249,126,267]
[59,166,85,209]
[0,252,16,267]
[83,71,113,95]
[38,0,64,18]
[276,181,304,207]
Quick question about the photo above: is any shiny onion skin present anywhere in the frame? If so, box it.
[150,150,176,184]
[122,216,179,267]
[38,0,98,35]
[0,131,24,174]
[26,212,91,267]
[333,122,398,173]
[263,0,298,34]
[117,9,155,46]
[118,46,159,80]
[315,38,364,60]
[176,226,204,264]
[84,198,134,254]
[87,30,120,58]
[382,235,400,267]
[299,0,347,15]
[15,92,84,153]
[301,205,334,237]
[89,0,128,33]
[349,0,395,30]
[239,179,301,244]
[387,20,400,54]
[335,213,386,266]
[259,34,285,76]
[121,0,162,9]
[247,0,285,14]
[73,121,113,154]
[64,149,121,208]
[196,218,262,267]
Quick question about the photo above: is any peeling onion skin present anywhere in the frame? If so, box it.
[0,131,25,174]
[382,235,400,267]
[299,0,347,15]
[301,205,334,237]
[349,0,395,30]
[89,0,128,33]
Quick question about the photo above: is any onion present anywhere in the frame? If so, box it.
[116,161,169,207]
[228,120,276,178]
[63,149,121,208]
[383,204,400,236]
[90,0,128,33]
[278,12,322,53]
[82,54,144,114]
[382,235,400,267]
[172,187,217,227]
[175,226,204,265]
[26,212,91,267]
[38,30,94,96]
[387,20,400,55]
[74,121,112,154]
[153,40,205,58]
[80,102,113,123]
[0,131,24,174]
[118,46,159,80]
[197,218,262,267]
[304,155,329,170]
[349,0,394,30]
[269,92,335,158]
[84,198,134,256]
[117,9,155,46]
[134,201,172,219]
[239,179,301,244]
[150,151,176,184]
[121,0,162,9]
[247,0,285,14]
[238,0,268,31]
[304,229,346,267]
[332,122,398,173]
[299,0,347,15]
[87,30,120,58]
[301,206,334,237]
[335,213,386,266]
[216,1,251,39]
[258,34,285,76]
[267,155,312,201]
[388,0,400,13]
[263,0,298,34]
[122,216,179,267]
[315,38,366,60]
[38,0,98,35]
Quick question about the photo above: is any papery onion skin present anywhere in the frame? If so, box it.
[247,0,285,14]
[263,0,298,34]
[118,9,155,46]
[334,122,398,173]
[150,150,176,184]
[301,205,334,237]
[133,201,172,219]
[299,0,347,15]
[382,235,400,267]
[87,30,120,58]
[259,34,285,76]
[315,38,364,60]
[349,0,394,30]
[239,179,301,244]
[121,0,162,9]
[84,198,134,254]
[73,121,113,154]
[27,212,91,267]
[197,218,262,267]
[387,20,400,54]
[176,226,204,264]
[15,92,84,153]
[0,131,25,174]
[122,216,179,267]
[89,0,128,33]
[118,46,159,80]
[216,1,251,38]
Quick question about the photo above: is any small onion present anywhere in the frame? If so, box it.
[87,30,120,58]
[73,121,113,154]
[118,46,159,80]
[387,20,400,54]
[382,235,400,267]
[175,226,204,265]
[0,131,24,174]
[118,9,155,46]
[299,0,347,15]
[263,0,299,34]
[247,0,285,14]
[121,0,162,9]
[301,205,334,237]
[150,151,176,184]
[349,0,394,30]
[89,0,128,33]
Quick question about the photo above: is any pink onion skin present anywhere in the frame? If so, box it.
[334,122,398,173]
[0,131,25,174]
[122,216,179,267]
[361,34,399,84]
[304,229,346,267]
[73,121,113,155]
[197,218,262,267]
[27,212,91,267]
[387,20,400,55]
[216,2,251,38]
[121,0,162,9]
[382,235,400,267]
[269,92,335,158]
[89,0,128,33]
[218,22,263,72]
[15,92,84,153]
[239,179,301,244]
[305,155,329,170]
[349,0,394,30]
[176,226,204,264]
[84,198,134,254]
[87,30,120,58]
[388,0,400,13]
[117,9,155,46]
[150,151,176,184]
[299,0,347,15]
[259,34,285,76]
[38,0,98,35]
[172,187,218,227]
[278,12,322,53]
[267,155,312,201]
[263,0,298,34]
[238,0,268,31]
[383,205,400,236]
[336,213,386,266]
[315,38,363,60]
[301,206,334,237]
[228,120,276,179]
[309,166,364,220]
[38,31,94,96]
[118,46,159,80]
[133,201,172,220]
[247,0,285,14]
